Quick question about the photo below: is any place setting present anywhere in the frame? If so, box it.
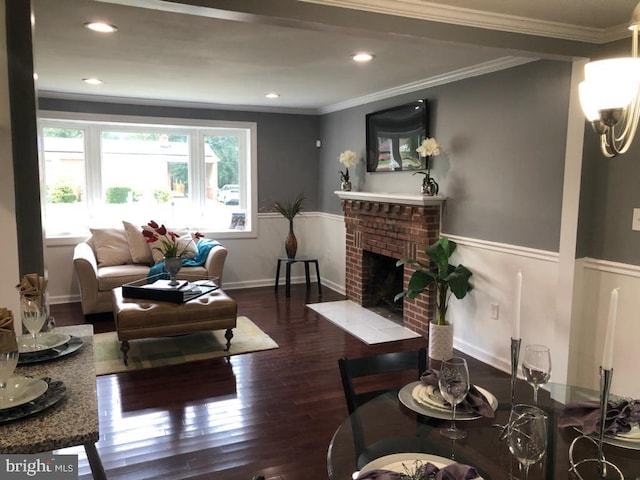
[16,274,84,365]
[398,357,499,425]
[0,304,68,425]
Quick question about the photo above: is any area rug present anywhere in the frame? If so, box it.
[307,300,421,345]
[94,316,278,375]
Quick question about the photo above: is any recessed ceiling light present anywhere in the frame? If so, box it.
[84,22,118,33]
[83,77,103,85]
[352,53,374,63]
[265,93,280,99]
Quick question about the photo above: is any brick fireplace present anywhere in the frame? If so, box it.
[337,192,444,336]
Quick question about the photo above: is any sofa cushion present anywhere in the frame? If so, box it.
[90,228,133,267]
[97,264,152,291]
[122,221,153,265]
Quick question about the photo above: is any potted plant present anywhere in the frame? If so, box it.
[272,193,304,258]
[338,150,358,191]
[414,137,441,196]
[395,236,472,360]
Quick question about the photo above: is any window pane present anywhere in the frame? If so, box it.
[99,132,191,225]
[42,128,88,235]
[204,134,245,231]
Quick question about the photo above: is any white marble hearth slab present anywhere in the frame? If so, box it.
[307,300,421,345]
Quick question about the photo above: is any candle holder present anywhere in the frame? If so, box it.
[568,367,624,480]
[495,337,521,440]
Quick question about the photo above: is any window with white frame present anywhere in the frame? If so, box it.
[39,114,256,237]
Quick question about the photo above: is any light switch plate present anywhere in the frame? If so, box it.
[633,209,640,231]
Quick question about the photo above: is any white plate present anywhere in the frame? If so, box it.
[18,332,71,354]
[0,376,48,410]
[356,453,482,479]
[399,381,498,420]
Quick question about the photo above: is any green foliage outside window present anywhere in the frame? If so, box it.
[48,184,77,203]
[206,136,238,188]
[105,187,131,204]
[153,189,171,203]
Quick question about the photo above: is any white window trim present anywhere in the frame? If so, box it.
[38,110,258,240]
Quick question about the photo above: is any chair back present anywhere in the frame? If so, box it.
[338,348,427,415]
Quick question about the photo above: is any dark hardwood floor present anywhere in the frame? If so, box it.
[51,284,502,480]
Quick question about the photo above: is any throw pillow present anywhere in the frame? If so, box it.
[122,221,154,265]
[89,228,133,267]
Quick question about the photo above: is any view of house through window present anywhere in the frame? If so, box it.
[40,117,255,237]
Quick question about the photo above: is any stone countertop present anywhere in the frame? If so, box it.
[0,325,98,453]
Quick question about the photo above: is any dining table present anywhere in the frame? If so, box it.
[327,369,640,479]
[0,325,106,480]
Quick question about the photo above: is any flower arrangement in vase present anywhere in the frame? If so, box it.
[142,220,203,285]
[271,193,304,259]
[415,137,441,196]
[338,150,359,191]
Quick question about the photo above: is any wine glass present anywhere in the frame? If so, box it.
[20,297,47,351]
[438,357,470,439]
[0,349,19,404]
[522,344,551,404]
[507,404,548,479]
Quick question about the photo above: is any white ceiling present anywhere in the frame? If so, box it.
[31,0,640,114]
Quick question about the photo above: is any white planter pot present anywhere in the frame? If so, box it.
[428,322,453,361]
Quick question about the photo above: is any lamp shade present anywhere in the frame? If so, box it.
[581,58,640,112]
[578,81,601,121]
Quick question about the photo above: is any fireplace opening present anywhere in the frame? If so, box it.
[362,250,404,324]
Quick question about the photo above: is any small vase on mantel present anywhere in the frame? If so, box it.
[164,256,183,286]
[340,181,352,191]
[285,220,298,259]
[428,321,453,368]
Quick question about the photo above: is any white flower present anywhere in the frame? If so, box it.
[416,137,440,157]
[338,150,358,168]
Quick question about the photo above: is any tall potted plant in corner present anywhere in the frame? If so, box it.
[272,193,304,259]
[395,237,472,362]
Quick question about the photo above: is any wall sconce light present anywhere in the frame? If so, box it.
[579,3,640,157]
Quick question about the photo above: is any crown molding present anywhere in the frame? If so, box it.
[320,56,537,114]
[299,0,631,44]
[37,91,319,116]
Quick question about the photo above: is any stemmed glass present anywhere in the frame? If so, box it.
[20,297,47,351]
[522,344,551,404]
[0,349,18,404]
[507,404,548,479]
[438,357,470,439]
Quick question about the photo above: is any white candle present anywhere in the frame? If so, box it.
[602,288,619,370]
[514,271,522,340]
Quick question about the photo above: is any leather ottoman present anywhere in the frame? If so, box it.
[112,286,238,365]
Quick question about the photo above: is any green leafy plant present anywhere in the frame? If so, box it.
[49,184,77,203]
[395,236,472,326]
[153,188,171,203]
[271,193,304,221]
[105,186,131,204]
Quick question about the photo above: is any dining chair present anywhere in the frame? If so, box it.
[338,348,428,468]
[339,348,427,414]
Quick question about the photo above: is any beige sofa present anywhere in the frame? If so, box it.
[73,224,227,315]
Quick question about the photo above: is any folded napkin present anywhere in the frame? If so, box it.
[16,273,48,306]
[558,399,640,435]
[0,307,18,353]
[421,369,494,418]
[357,462,479,480]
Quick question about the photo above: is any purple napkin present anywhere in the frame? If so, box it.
[420,369,495,418]
[356,462,479,480]
[558,399,640,435]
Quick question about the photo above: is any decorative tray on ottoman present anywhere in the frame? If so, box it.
[122,274,219,303]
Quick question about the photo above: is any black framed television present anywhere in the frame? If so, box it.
[366,99,429,172]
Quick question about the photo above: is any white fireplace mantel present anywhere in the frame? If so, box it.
[334,191,445,206]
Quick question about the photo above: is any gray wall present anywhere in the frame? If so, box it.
[319,60,571,253]
[37,98,321,212]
